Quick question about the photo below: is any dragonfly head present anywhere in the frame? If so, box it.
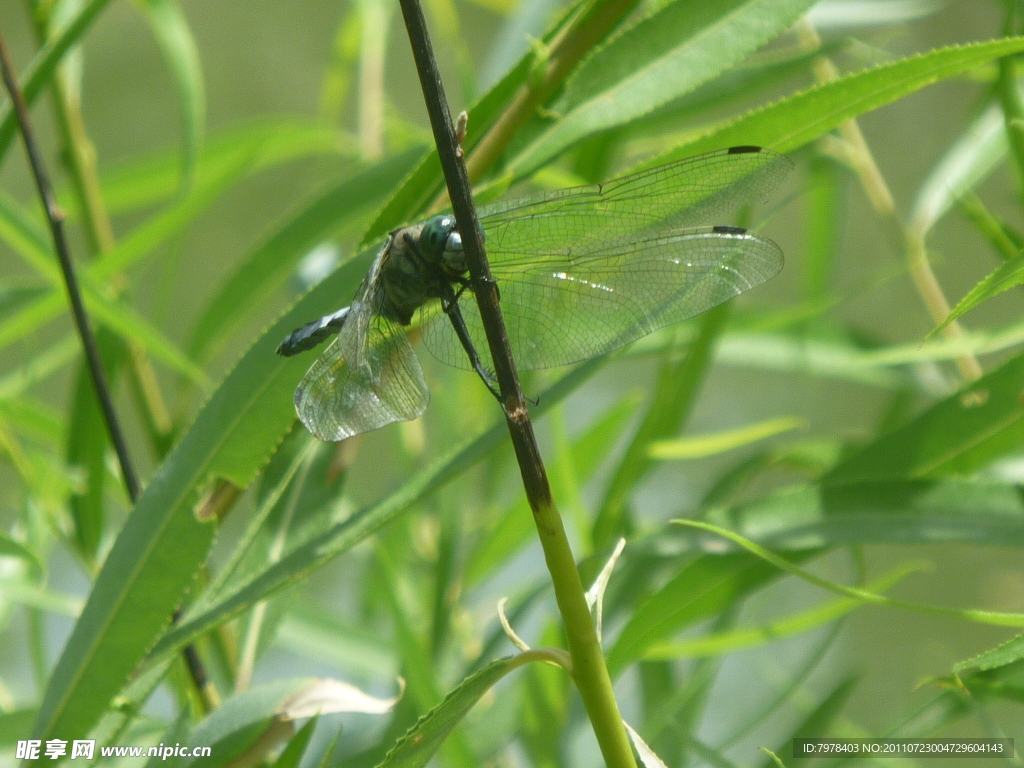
[421,215,468,275]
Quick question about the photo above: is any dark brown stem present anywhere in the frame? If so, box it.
[397,3,636,766]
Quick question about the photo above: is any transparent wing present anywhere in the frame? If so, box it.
[475,146,791,257]
[295,297,428,441]
[421,148,789,371]
[423,227,782,370]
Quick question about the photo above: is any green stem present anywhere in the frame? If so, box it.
[532,495,638,768]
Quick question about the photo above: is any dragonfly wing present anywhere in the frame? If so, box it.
[476,146,791,258]
[295,304,428,441]
[422,226,782,370]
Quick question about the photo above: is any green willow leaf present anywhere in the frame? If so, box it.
[73,119,350,217]
[510,0,819,177]
[823,349,1024,483]
[376,656,532,768]
[277,606,395,678]
[91,150,255,281]
[606,552,801,677]
[378,549,475,768]
[651,36,1024,163]
[173,679,309,768]
[643,565,919,660]
[931,253,1024,337]
[136,0,206,192]
[0,285,206,385]
[649,416,806,460]
[0,709,38,748]
[0,532,45,581]
[953,633,1024,673]
[359,57,525,246]
[706,479,1024,550]
[765,678,858,764]
[0,0,117,163]
[189,149,422,361]
[269,717,318,768]
[0,152,257,359]
[359,0,590,246]
[595,302,729,549]
[0,187,207,384]
[909,103,1006,237]
[28,252,372,746]
[0,395,63,447]
[677,519,1024,628]
[464,390,635,586]
[146,359,605,664]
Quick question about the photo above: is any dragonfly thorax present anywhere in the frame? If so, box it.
[379,216,470,326]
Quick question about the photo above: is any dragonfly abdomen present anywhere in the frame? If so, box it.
[277,306,350,356]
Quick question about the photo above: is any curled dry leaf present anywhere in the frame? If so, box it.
[278,678,404,719]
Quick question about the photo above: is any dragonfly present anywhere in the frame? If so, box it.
[277,145,791,442]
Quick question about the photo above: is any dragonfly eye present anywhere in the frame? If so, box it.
[421,215,457,262]
[446,231,463,251]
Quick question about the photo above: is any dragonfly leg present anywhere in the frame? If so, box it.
[441,283,501,401]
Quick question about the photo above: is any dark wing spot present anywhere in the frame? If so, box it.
[712,225,748,235]
[728,145,763,154]
[294,387,303,408]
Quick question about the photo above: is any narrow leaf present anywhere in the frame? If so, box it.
[376,657,524,768]
[649,416,807,459]
[624,722,669,768]
[954,633,1024,673]
[0,0,117,162]
[269,717,317,768]
[606,552,798,676]
[910,103,1006,236]
[189,149,421,360]
[83,119,349,216]
[823,349,1024,483]
[708,479,1024,550]
[931,252,1024,337]
[145,360,606,663]
[643,565,919,660]
[28,252,375,746]
[511,0,818,176]
[136,0,206,192]
[652,37,1024,164]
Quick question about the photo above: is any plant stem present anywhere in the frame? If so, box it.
[397,2,636,766]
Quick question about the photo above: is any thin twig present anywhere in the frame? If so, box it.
[0,31,219,715]
[396,3,636,766]
[0,32,141,501]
